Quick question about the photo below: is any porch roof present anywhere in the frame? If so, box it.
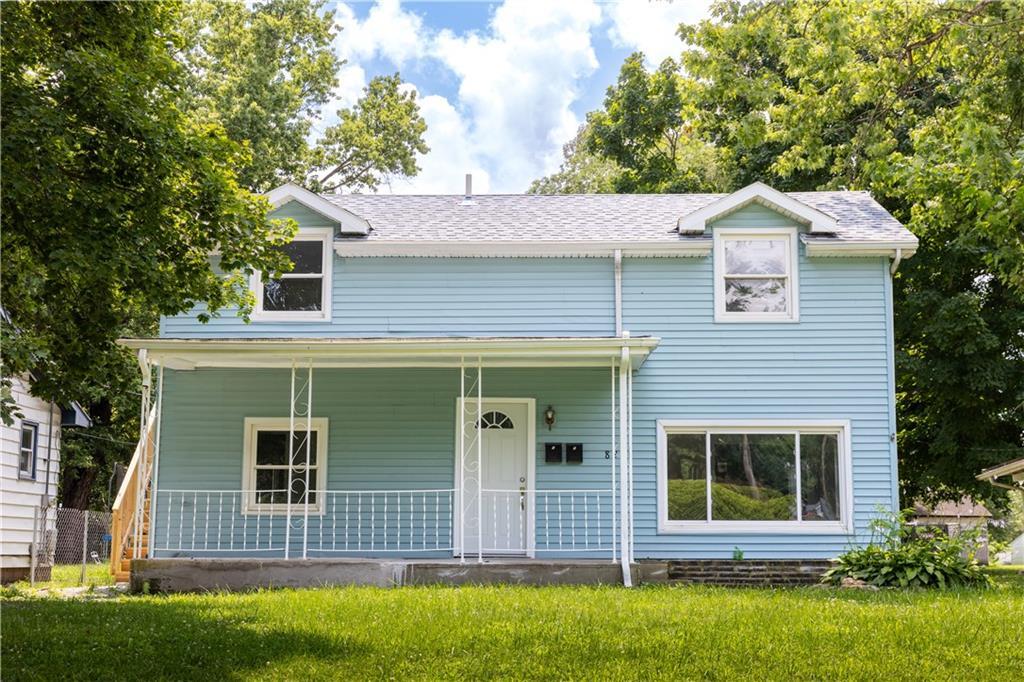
[118,336,659,370]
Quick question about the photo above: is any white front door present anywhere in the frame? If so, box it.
[458,399,533,556]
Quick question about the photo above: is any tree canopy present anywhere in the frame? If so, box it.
[533,0,1024,505]
[181,0,428,193]
[0,0,429,507]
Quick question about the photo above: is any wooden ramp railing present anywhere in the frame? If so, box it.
[110,409,157,581]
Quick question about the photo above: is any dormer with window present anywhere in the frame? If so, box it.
[678,182,845,324]
[250,184,369,322]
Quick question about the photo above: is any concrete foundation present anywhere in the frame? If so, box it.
[130,558,633,593]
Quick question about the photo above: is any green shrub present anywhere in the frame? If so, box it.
[823,509,992,589]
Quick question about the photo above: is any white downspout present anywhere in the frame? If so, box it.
[618,345,632,586]
[614,249,623,337]
[889,247,903,275]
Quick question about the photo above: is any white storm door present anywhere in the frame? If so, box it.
[460,400,531,556]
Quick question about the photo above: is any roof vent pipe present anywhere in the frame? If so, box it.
[461,173,476,206]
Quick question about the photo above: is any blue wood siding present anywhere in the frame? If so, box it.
[152,367,616,559]
[623,249,895,559]
[154,203,899,560]
[162,257,616,338]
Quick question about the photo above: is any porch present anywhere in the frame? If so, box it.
[113,337,656,585]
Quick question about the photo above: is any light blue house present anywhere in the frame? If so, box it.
[115,180,918,588]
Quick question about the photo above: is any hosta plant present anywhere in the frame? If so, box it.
[823,509,992,589]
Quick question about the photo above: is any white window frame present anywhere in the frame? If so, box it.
[18,421,38,479]
[241,417,329,515]
[713,227,799,323]
[251,227,333,322]
[656,419,853,534]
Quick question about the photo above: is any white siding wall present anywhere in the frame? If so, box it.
[1,376,61,570]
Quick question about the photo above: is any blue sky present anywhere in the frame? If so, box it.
[318,1,714,193]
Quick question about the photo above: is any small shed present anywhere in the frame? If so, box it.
[911,498,992,564]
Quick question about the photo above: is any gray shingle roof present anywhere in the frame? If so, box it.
[322,191,914,244]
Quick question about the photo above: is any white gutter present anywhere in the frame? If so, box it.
[613,249,623,337]
[801,237,918,259]
[889,247,903,274]
[334,240,712,259]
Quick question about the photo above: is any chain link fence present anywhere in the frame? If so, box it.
[31,503,114,585]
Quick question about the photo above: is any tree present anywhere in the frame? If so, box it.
[541,0,1024,506]
[310,74,429,194]
[1,1,295,504]
[181,0,429,194]
[586,54,732,193]
[528,124,621,194]
[179,0,339,192]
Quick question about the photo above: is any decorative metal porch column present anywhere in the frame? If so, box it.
[132,351,152,560]
[285,358,314,559]
[457,357,483,563]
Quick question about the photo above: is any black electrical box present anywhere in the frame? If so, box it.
[545,442,564,463]
[565,443,583,463]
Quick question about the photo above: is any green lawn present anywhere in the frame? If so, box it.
[3,581,1022,681]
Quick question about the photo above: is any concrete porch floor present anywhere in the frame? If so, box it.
[130,558,645,593]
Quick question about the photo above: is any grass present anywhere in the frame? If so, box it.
[3,581,1023,681]
[8,563,114,590]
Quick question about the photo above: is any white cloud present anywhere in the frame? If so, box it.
[431,0,602,191]
[391,93,492,194]
[606,0,714,68]
[325,0,608,193]
[323,0,425,116]
[334,0,424,66]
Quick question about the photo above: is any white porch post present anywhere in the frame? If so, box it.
[618,346,632,586]
[476,356,483,565]
[302,358,313,559]
[285,361,295,559]
[134,350,152,560]
[626,354,635,565]
[148,363,165,559]
[458,357,465,563]
[610,361,617,564]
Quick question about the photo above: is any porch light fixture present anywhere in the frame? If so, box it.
[544,405,556,430]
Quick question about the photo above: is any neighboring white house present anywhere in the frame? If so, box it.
[0,374,89,583]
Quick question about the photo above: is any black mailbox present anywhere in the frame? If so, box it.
[565,443,583,463]
[545,442,564,463]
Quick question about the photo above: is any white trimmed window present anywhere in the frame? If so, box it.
[714,227,799,322]
[657,421,851,533]
[18,422,38,479]
[252,228,333,321]
[242,418,328,514]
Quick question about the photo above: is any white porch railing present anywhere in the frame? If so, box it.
[479,489,615,554]
[153,488,615,557]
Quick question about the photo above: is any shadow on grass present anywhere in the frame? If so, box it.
[1,594,366,680]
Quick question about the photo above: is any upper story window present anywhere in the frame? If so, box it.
[713,227,799,322]
[252,228,333,321]
[19,421,38,479]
